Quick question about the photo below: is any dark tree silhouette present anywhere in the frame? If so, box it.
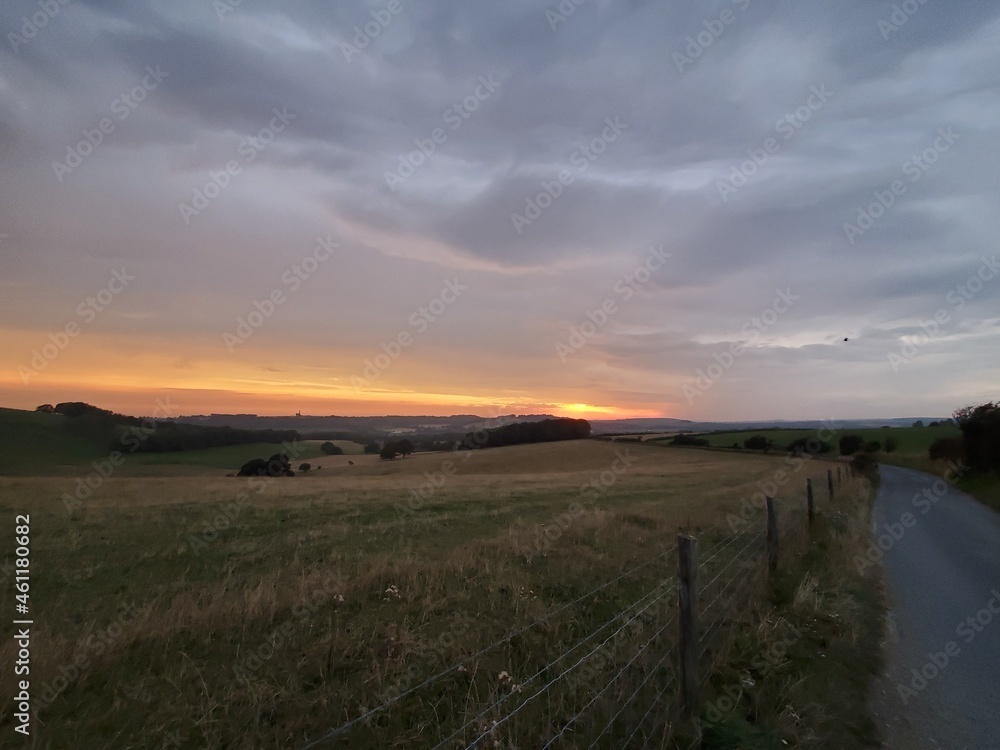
[928,437,964,461]
[460,418,590,450]
[320,441,344,455]
[237,452,294,477]
[839,435,864,456]
[670,434,710,447]
[786,436,831,456]
[954,402,1000,473]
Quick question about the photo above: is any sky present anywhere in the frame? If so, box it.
[1,0,998,421]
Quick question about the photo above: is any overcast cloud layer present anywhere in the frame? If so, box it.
[1,0,998,419]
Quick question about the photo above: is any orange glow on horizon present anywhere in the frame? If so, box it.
[0,327,675,420]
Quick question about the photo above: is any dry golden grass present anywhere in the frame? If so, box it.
[0,440,851,749]
[696,479,883,750]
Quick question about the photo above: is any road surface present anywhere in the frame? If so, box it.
[869,464,1000,750]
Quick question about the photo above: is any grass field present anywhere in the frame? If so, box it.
[0,408,108,474]
[0,439,872,749]
[126,441,367,472]
[0,408,367,476]
[662,424,960,456]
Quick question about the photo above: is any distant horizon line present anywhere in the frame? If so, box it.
[10,404,953,423]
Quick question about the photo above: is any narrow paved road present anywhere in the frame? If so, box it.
[870,465,1000,750]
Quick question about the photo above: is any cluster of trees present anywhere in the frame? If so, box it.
[459,418,591,450]
[237,453,294,477]
[929,437,964,461]
[378,439,413,460]
[786,436,832,456]
[39,401,300,453]
[743,435,772,452]
[951,402,1000,473]
[669,434,710,447]
[838,435,895,456]
[301,430,464,455]
[320,442,344,455]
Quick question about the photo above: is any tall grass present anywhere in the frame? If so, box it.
[0,441,870,749]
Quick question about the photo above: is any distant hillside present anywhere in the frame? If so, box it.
[588,417,951,435]
[0,408,109,474]
[0,405,300,474]
[168,412,559,436]
[461,417,591,449]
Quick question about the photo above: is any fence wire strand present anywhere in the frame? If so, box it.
[433,577,674,750]
[454,584,676,749]
[699,529,765,595]
[297,547,675,749]
[298,473,834,749]
[584,618,679,749]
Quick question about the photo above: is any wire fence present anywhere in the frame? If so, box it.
[298,464,855,749]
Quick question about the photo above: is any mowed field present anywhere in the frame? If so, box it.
[656,424,960,456]
[0,440,848,749]
[124,440,366,473]
[0,408,367,476]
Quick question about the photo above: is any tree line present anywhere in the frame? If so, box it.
[39,402,299,452]
[458,418,591,449]
[931,402,1000,473]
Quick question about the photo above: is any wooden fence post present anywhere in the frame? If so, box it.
[806,478,815,524]
[677,535,699,718]
[765,497,778,579]
[827,469,834,501]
